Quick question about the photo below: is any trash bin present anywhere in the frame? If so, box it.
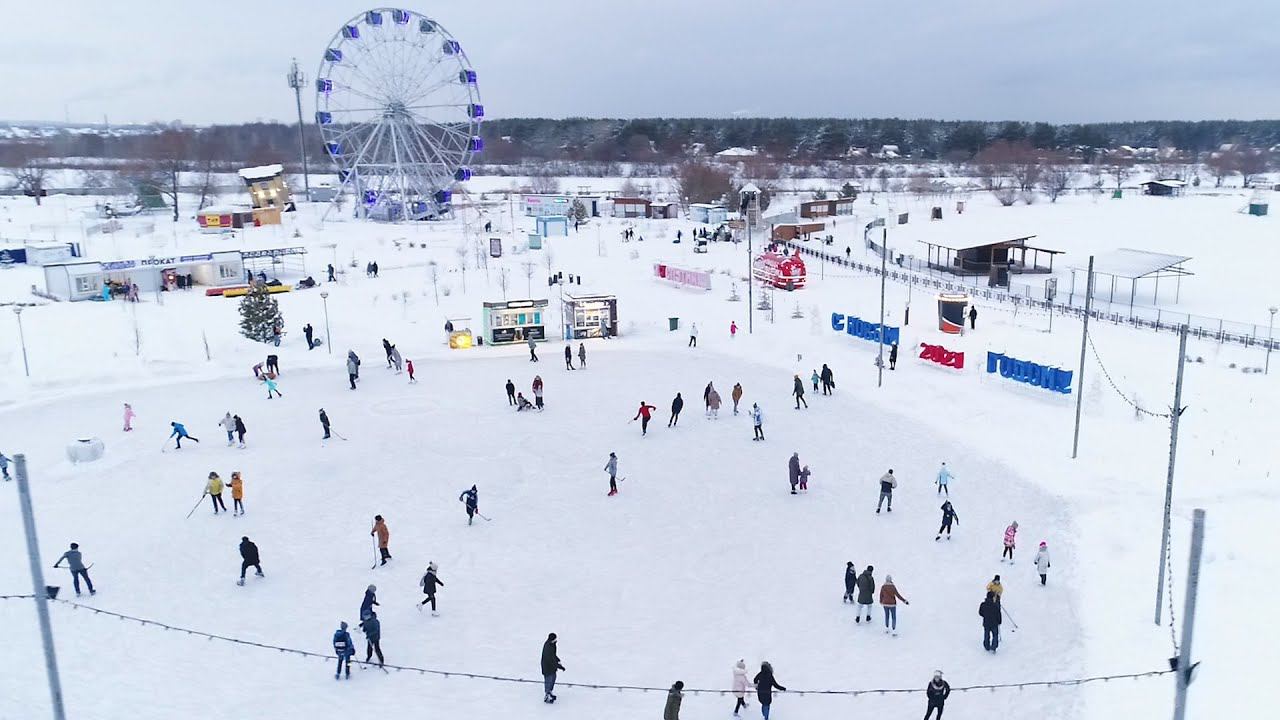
[668,317,679,331]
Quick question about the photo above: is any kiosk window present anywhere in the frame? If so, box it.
[74,276,99,293]
[218,263,239,279]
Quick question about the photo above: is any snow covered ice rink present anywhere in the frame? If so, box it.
[1,191,1277,719]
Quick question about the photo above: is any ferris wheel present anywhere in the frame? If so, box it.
[315,8,483,221]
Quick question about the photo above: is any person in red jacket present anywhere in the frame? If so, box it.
[406,359,416,383]
[633,401,657,436]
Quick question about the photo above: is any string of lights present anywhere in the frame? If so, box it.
[1086,330,1172,418]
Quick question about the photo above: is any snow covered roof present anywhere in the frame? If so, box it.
[1143,179,1186,188]
[237,164,285,181]
[715,146,758,157]
[916,235,1042,252]
[1069,248,1192,279]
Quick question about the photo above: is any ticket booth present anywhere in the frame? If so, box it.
[481,299,550,345]
[563,293,618,339]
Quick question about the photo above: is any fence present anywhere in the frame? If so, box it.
[787,240,1279,351]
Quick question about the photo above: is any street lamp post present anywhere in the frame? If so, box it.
[320,292,332,355]
[1267,306,1277,375]
[740,184,760,335]
[13,306,30,377]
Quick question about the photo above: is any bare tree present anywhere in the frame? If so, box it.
[675,161,734,205]
[132,129,195,222]
[1108,156,1135,191]
[498,267,510,300]
[428,261,440,305]
[456,243,469,294]
[618,177,639,197]
[529,169,561,195]
[521,260,536,297]
[6,146,48,206]
[1042,162,1075,202]
[1205,150,1237,187]
[992,187,1018,206]
[1237,147,1269,187]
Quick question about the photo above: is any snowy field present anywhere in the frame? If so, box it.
[1,190,1276,719]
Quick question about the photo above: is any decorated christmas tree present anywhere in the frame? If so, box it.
[238,283,283,343]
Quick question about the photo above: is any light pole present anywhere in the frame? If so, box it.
[286,58,311,198]
[15,455,68,720]
[1267,306,1277,375]
[13,306,30,377]
[740,184,760,335]
[320,292,332,355]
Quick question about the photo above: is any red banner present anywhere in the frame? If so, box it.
[919,342,965,369]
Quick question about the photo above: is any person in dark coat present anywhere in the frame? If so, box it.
[843,561,857,603]
[459,485,479,525]
[304,323,315,350]
[664,681,684,720]
[360,612,384,667]
[382,338,394,367]
[855,565,876,623]
[506,379,516,405]
[418,562,444,614]
[669,393,684,427]
[541,632,565,703]
[233,414,247,448]
[327,263,336,283]
[237,536,262,586]
[968,305,977,330]
[752,661,786,719]
[889,342,899,370]
[980,590,1002,652]
[820,364,834,395]
[319,408,331,439]
[936,501,959,541]
[924,670,951,719]
[564,344,575,370]
[788,452,802,494]
[332,622,355,679]
[360,584,378,620]
[792,374,808,408]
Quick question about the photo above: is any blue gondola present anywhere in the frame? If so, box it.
[455,167,472,182]
[471,136,484,153]
[458,69,477,84]
[443,40,460,55]
[467,103,485,119]
[325,142,342,156]
[342,25,360,39]
[392,9,410,24]
[316,78,333,93]
[365,11,382,26]
[435,190,452,205]
[315,111,333,125]
[419,19,436,33]
[324,48,343,62]
[338,169,352,182]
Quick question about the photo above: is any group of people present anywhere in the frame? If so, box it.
[792,363,836,409]
[842,564,910,635]
[509,375,544,411]
[203,470,246,516]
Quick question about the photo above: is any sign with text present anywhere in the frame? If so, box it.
[654,263,711,291]
[919,342,965,369]
[986,352,1072,394]
[831,313,900,345]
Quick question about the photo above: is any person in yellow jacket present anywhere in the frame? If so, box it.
[206,472,227,515]
[229,471,245,516]
[986,574,1004,599]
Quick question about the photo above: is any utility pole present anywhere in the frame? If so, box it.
[740,185,759,335]
[15,455,68,720]
[1172,508,1205,720]
[877,228,887,388]
[1155,324,1190,625]
[286,59,311,198]
[1071,255,1095,459]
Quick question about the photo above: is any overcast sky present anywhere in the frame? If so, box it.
[5,0,1277,125]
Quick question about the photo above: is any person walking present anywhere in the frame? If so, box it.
[752,661,786,720]
[360,612,384,667]
[889,342,899,370]
[53,543,95,596]
[406,359,416,382]
[968,305,978,330]
[219,412,236,446]
[229,471,245,515]
[876,469,897,513]
[207,472,227,514]
[122,403,136,432]
[879,575,909,635]
[389,346,403,373]
[855,565,876,624]
[732,659,750,716]
[418,562,444,615]
[664,681,685,720]
[532,375,545,409]
[788,452,802,495]
[633,401,657,436]
[541,632,565,703]
[263,375,282,399]
[604,452,619,496]
[371,515,391,565]
[564,344,575,370]
[980,590,1002,652]
[688,322,699,347]
[820,364,834,395]
[382,338,394,368]
[237,535,263,586]
[707,386,722,418]
[798,465,810,492]
[346,351,360,390]
[459,485,479,524]
[332,622,355,680]
[811,369,820,393]
[360,584,379,620]
[528,334,539,362]
[845,245,851,260]
[1035,541,1051,585]
[936,462,953,495]
[703,381,714,413]
[731,383,743,415]
[792,374,808,409]
[730,320,738,338]
[578,343,586,368]
[304,323,315,350]
[924,671,951,719]
[935,500,959,540]
[1002,521,1019,563]
[327,263,336,283]
[505,379,517,405]
[233,415,246,447]
[751,403,765,441]
[668,392,684,427]
[319,408,331,439]
[843,562,858,603]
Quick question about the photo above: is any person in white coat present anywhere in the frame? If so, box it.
[732,659,750,716]
[751,403,765,441]
[1035,541,1051,585]
[688,322,699,348]
[219,412,235,446]
[936,462,953,496]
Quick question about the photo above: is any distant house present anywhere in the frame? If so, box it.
[771,221,826,241]
[648,201,679,219]
[612,197,650,218]
[799,197,856,219]
[715,146,758,158]
[689,203,728,224]
[1141,179,1186,197]
[238,164,295,212]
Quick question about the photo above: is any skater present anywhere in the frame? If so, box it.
[1035,541,1051,585]
[820,363,834,395]
[389,346,403,373]
[53,543,95,596]
[266,353,279,376]
[370,261,379,278]
[732,659,749,715]
[986,574,1004,599]
[707,386,722,418]
[752,661,786,720]
[798,465,810,492]
[633,401,657,435]
[664,681,684,720]
[855,565,876,623]
[459,485,479,524]
[271,321,282,347]
[319,408,331,439]
[924,671,951,720]
[122,403,135,432]
[876,469,896,513]
[333,622,355,679]
[703,381,714,413]
[382,338,394,367]
[327,263,336,282]
[732,383,743,415]
[936,462,953,495]
[406,359,416,382]
[564,344,575,370]
[219,412,236,445]
[360,612,384,667]
[515,393,534,411]
[237,535,263,585]
[788,452,801,494]
[577,342,586,368]
[229,471,245,515]
[889,342,899,370]
[263,375,282,399]
[347,351,360,390]
[252,361,265,379]
[843,562,857,603]
[528,334,539,362]
[604,452,619,496]
[751,403,764,440]
[968,304,977,330]
[532,375,545,409]
[688,322,698,347]
[1002,521,1018,562]
[0,451,8,481]
[792,374,808,408]
[730,320,738,338]
[418,562,444,614]
[233,415,246,447]
[845,246,851,260]
[879,575,909,634]
[541,632,564,703]
[360,584,379,620]
[980,590,1002,652]
[506,379,517,405]
[371,515,391,565]
[935,500,959,540]
[207,472,228,514]
[304,323,315,350]
[811,369,820,393]
[167,417,197,445]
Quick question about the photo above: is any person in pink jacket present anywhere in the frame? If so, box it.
[122,403,135,432]
[1002,521,1019,563]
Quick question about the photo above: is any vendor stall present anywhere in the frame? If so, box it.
[481,299,550,345]
[563,293,618,339]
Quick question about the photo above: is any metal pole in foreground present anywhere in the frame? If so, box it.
[15,455,68,720]
[321,292,332,355]
[877,228,887,388]
[14,306,30,377]
[1266,307,1276,375]
[1155,324,1189,625]
[1071,255,1095,458]
[1172,508,1205,720]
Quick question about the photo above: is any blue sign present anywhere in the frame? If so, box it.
[831,313,900,345]
[986,352,1073,394]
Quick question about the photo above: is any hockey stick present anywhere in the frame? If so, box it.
[371,537,380,570]
[185,492,208,519]
[330,428,348,441]
[1002,605,1018,632]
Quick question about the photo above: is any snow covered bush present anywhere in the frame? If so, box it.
[237,283,284,343]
